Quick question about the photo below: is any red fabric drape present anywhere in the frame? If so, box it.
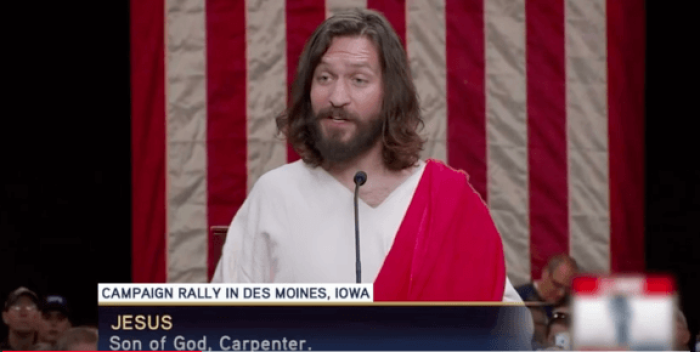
[375,160,506,301]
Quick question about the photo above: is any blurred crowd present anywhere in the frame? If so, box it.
[517,254,696,351]
[1,287,98,351]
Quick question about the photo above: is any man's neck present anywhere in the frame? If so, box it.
[324,143,387,183]
[324,143,415,207]
[8,330,36,350]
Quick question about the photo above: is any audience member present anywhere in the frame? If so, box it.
[34,295,73,349]
[0,286,40,350]
[516,254,579,314]
[55,326,98,351]
[516,254,578,348]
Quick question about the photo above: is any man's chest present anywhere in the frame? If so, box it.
[268,206,409,283]
[358,186,395,208]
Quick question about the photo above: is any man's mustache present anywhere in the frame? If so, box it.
[314,107,359,122]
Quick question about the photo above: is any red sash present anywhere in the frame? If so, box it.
[374,159,506,301]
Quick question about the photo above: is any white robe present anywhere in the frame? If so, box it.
[212,160,522,302]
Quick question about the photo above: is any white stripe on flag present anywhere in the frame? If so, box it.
[247,0,288,192]
[485,0,530,286]
[166,0,208,282]
[326,0,367,18]
[408,0,447,162]
[566,0,610,274]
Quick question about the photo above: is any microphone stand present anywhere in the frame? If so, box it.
[353,171,367,284]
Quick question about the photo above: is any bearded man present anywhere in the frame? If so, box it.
[213,8,521,302]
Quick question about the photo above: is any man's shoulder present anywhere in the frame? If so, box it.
[253,160,316,195]
[426,159,465,174]
[253,160,310,189]
[514,282,538,300]
[514,282,534,291]
[424,159,474,186]
[424,160,488,204]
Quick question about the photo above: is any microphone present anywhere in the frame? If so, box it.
[353,171,367,284]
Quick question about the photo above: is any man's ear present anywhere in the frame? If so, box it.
[2,310,8,325]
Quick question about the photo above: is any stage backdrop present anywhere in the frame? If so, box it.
[130,0,644,284]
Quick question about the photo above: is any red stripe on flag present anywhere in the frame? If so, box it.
[130,0,166,283]
[286,0,326,162]
[206,0,248,281]
[526,0,568,280]
[367,0,406,48]
[607,0,645,273]
[446,0,487,200]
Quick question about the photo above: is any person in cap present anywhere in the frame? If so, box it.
[1,286,40,350]
[34,295,73,349]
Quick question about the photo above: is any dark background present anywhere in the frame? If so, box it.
[1,0,698,346]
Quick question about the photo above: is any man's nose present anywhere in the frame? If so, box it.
[329,79,350,107]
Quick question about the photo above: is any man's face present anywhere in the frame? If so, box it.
[542,263,576,303]
[310,36,384,164]
[2,296,39,333]
[38,310,71,344]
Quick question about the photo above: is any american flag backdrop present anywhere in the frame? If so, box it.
[130,0,645,285]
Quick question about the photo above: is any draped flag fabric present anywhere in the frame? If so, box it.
[131,0,645,285]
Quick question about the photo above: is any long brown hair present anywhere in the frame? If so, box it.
[276,8,424,170]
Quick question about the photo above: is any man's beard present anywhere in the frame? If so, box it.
[309,106,384,165]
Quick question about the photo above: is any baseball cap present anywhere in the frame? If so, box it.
[42,295,70,316]
[4,286,40,310]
